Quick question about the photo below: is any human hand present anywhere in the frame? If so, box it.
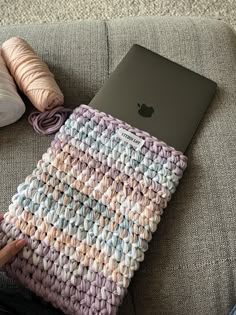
[0,216,26,268]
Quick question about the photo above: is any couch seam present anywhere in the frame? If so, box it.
[140,256,236,274]
[0,16,227,29]
[104,20,110,78]
[129,288,137,315]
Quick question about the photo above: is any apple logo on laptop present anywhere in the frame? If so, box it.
[137,103,154,117]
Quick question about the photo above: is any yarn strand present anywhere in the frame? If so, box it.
[28,107,72,135]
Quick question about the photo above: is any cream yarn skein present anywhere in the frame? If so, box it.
[0,52,25,127]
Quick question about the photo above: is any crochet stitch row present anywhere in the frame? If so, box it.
[0,105,187,315]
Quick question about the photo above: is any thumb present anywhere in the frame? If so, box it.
[0,239,26,268]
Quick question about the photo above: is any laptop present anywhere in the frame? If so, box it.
[89,44,217,152]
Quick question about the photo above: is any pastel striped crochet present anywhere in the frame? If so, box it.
[0,105,187,315]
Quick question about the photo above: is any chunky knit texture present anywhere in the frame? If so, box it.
[0,105,187,315]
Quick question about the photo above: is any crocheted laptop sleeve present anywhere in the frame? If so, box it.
[0,105,187,315]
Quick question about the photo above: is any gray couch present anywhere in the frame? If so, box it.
[0,16,236,315]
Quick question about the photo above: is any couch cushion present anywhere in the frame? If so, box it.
[0,16,236,315]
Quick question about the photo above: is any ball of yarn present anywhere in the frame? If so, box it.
[28,106,72,135]
[1,37,64,112]
[0,53,25,127]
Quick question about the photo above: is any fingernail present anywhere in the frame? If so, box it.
[15,240,26,249]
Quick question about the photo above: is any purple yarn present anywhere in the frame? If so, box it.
[28,106,73,135]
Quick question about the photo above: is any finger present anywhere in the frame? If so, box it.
[0,215,3,222]
[0,239,26,268]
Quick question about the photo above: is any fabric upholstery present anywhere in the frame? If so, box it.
[0,16,236,315]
